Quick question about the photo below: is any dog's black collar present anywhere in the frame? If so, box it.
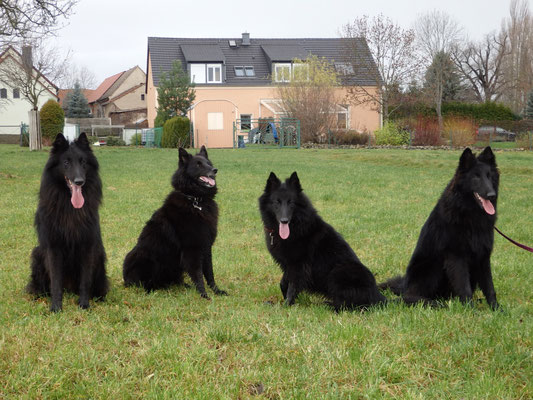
[183,194,203,210]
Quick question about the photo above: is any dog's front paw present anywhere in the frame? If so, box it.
[201,293,211,300]
[214,288,228,296]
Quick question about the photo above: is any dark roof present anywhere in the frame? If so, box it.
[147,36,380,87]
[261,44,309,63]
[181,44,225,62]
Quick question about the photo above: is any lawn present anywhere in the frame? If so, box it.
[0,145,531,399]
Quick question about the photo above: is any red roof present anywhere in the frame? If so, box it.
[58,88,96,106]
[87,71,124,103]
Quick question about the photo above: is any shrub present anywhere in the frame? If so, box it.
[162,116,190,148]
[40,100,65,144]
[374,121,409,145]
[411,117,442,146]
[443,118,475,147]
[516,132,533,150]
[129,133,143,146]
[332,130,370,145]
[106,136,126,146]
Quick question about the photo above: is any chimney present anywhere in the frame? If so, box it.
[242,32,250,46]
[22,46,33,74]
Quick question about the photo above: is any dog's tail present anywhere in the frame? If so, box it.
[378,275,405,296]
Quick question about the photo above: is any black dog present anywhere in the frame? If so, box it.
[27,133,109,312]
[259,172,386,310]
[380,147,500,309]
[123,146,227,299]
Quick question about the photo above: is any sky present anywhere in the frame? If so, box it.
[48,0,528,88]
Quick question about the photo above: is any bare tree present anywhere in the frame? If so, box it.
[415,10,463,132]
[59,63,97,89]
[0,44,68,150]
[501,0,533,114]
[341,14,420,121]
[0,0,78,45]
[276,55,340,143]
[452,32,510,103]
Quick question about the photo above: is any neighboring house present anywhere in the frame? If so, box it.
[59,66,147,128]
[0,46,58,142]
[146,33,381,148]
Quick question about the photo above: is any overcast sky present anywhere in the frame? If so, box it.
[49,0,527,88]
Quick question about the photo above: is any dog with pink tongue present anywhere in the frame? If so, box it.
[259,172,386,311]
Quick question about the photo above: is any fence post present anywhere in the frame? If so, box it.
[232,121,236,149]
[409,130,412,148]
[449,131,453,148]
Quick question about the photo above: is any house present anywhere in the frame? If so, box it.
[0,46,58,143]
[58,66,148,128]
[146,33,381,148]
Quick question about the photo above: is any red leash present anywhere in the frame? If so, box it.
[495,227,533,253]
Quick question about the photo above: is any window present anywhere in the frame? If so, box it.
[0,88,6,98]
[244,66,255,77]
[292,63,309,81]
[140,94,145,101]
[208,112,223,130]
[337,105,349,129]
[190,64,206,84]
[13,88,20,99]
[235,66,255,78]
[335,63,354,75]
[274,63,291,82]
[207,64,222,83]
[240,114,252,130]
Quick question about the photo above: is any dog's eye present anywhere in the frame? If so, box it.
[63,159,70,166]
[197,161,202,167]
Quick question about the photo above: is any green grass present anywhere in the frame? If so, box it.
[0,145,532,399]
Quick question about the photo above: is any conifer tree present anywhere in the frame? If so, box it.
[154,60,195,127]
[65,81,90,118]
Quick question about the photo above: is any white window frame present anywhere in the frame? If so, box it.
[292,63,309,81]
[274,63,291,82]
[207,64,222,83]
[190,64,206,84]
[207,112,224,130]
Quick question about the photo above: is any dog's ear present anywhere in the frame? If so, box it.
[288,171,302,192]
[265,172,281,193]
[478,146,496,166]
[459,148,476,171]
[75,132,90,150]
[178,147,191,166]
[198,145,208,159]
[51,133,68,153]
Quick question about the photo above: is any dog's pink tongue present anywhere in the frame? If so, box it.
[279,222,290,239]
[200,176,215,186]
[71,185,84,209]
[480,197,495,215]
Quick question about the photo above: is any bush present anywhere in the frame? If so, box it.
[443,118,476,147]
[332,130,370,145]
[129,133,143,146]
[162,116,190,148]
[411,117,442,146]
[40,100,65,144]
[516,132,533,150]
[106,136,126,146]
[374,121,409,145]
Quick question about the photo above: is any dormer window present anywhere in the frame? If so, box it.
[190,63,222,84]
[234,66,245,77]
